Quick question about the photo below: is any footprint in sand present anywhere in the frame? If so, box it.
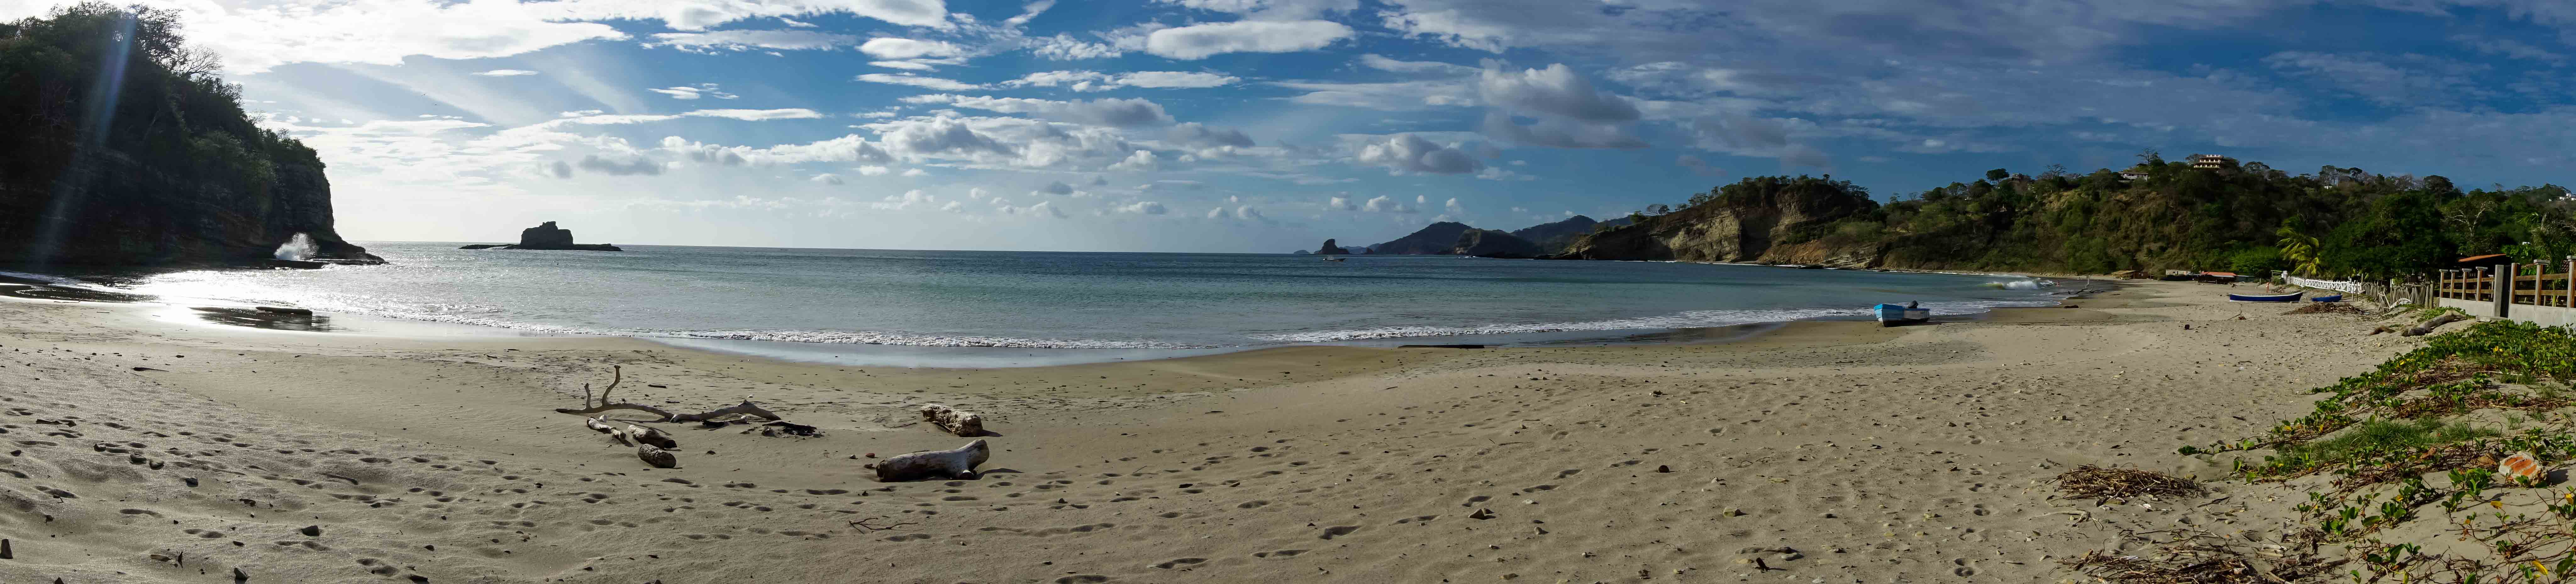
[1150,558,1206,569]
[1236,500,1268,509]
[1054,576,1109,583]
[1252,549,1307,558]
[1318,525,1359,539]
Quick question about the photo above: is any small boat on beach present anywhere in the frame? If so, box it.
[2309,294,2343,303]
[1321,257,1345,262]
[2226,291,2302,302]
[1872,302,1931,326]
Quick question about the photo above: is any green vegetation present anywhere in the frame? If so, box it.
[2163,321,2576,582]
[1620,153,2576,277]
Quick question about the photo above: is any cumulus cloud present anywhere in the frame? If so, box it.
[1362,195,1418,213]
[810,172,846,184]
[902,168,928,177]
[900,94,1174,127]
[576,154,664,176]
[1037,180,1076,195]
[548,160,573,178]
[1117,201,1169,214]
[1352,133,1483,174]
[475,69,540,76]
[545,0,953,31]
[857,166,891,176]
[1326,196,1356,211]
[1145,20,1352,59]
[1476,63,1645,149]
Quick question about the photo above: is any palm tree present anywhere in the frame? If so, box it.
[2276,225,2323,278]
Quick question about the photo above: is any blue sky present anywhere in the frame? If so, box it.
[8,0,2576,252]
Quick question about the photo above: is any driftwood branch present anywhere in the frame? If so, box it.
[637,444,677,469]
[2405,313,2469,336]
[553,368,785,424]
[873,439,989,481]
[848,517,918,532]
[919,404,984,436]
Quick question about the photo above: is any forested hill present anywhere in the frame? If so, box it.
[1553,158,2573,278]
[0,3,376,266]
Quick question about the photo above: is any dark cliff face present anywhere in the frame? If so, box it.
[1314,239,1350,255]
[0,5,375,267]
[1552,177,1881,266]
[521,222,576,247]
[0,150,376,266]
[1369,222,1475,255]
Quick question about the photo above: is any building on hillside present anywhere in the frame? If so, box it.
[2117,166,2150,180]
[2190,154,2236,169]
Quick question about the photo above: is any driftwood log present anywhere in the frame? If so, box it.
[919,404,984,436]
[874,439,989,481]
[555,366,784,423]
[625,424,676,449]
[2405,313,2470,336]
[637,444,677,469]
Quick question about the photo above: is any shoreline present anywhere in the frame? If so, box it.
[2,267,2100,369]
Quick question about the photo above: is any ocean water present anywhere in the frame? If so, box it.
[111,243,2067,366]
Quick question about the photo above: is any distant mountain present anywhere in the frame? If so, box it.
[1368,222,1476,255]
[1452,229,1543,258]
[1508,215,1633,254]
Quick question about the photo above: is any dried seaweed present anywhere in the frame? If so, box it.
[2060,533,2345,584]
[2051,465,2202,503]
[2286,302,2363,315]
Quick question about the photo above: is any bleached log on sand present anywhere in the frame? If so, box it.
[625,424,676,449]
[873,439,989,481]
[2405,313,2469,337]
[919,404,985,436]
[637,444,677,469]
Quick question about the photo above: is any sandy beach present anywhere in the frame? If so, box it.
[0,279,2423,583]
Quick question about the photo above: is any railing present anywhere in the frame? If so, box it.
[2438,259,2576,307]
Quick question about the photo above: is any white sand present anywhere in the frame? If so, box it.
[0,280,2423,583]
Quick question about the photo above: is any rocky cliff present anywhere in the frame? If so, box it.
[0,5,377,267]
[461,221,623,251]
[1550,176,1883,266]
[1313,239,1350,255]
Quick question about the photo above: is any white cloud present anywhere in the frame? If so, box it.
[870,60,940,70]
[1037,180,1076,195]
[855,73,984,91]
[902,168,928,177]
[859,38,965,59]
[1362,195,1418,213]
[111,0,628,73]
[858,166,892,176]
[1352,133,1483,174]
[810,172,846,184]
[577,154,664,176]
[648,30,857,52]
[543,0,954,31]
[1117,201,1169,214]
[647,84,739,100]
[475,69,541,76]
[687,109,823,121]
[1109,149,1161,171]
[1002,70,1241,92]
[1357,54,1475,75]
[1144,20,1352,59]
[900,94,1174,127]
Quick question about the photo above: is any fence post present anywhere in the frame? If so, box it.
[2566,256,2574,307]
[2498,264,2514,317]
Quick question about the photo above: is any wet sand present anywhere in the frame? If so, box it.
[0,278,2414,583]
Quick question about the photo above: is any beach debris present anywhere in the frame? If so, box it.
[3,537,12,559]
[2061,531,2342,583]
[298,525,321,537]
[252,306,312,315]
[873,439,989,481]
[759,420,822,437]
[234,567,248,582]
[554,365,786,423]
[2049,465,2199,503]
[2404,313,2470,336]
[2285,302,2362,315]
[2499,451,2544,484]
[638,444,677,469]
[919,404,986,436]
[624,424,676,449]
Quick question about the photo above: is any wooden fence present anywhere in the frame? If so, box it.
[2437,259,2576,307]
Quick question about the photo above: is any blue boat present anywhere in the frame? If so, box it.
[2227,291,2302,302]
[1873,302,1931,326]
[2309,294,2343,303]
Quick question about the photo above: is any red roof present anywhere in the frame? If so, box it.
[2459,254,2507,263]
[2200,271,2239,278]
